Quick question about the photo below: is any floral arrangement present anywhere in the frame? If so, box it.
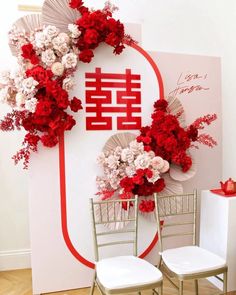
[96,99,217,213]
[0,0,132,168]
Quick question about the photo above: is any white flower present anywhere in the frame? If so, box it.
[16,92,26,107]
[121,148,134,163]
[22,77,38,94]
[134,153,151,169]
[41,49,56,66]
[96,177,107,191]
[97,153,106,166]
[129,140,144,155]
[68,24,81,38]
[62,76,75,91]
[35,31,51,48]
[0,87,9,103]
[160,160,170,173]
[51,62,64,76]
[147,170,161,183]
[62,52,77,69]
[114,146,122,157]
[125,165,136,177]
[43,25,59,40]
[25,97,38,113]
[0,71,10,85]
[106,155,119,169]
[151,156,165,170]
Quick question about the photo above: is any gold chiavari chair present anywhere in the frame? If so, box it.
[90,196,163,295]
[154,190,228,295]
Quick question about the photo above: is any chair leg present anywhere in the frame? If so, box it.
[223,271,228,294]
[194,279,198,295]
[159,282,163,295]
[179,280,183,295]
[90,273,96,295]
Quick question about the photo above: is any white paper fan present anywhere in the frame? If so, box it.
[42,0,81,32]
[167,96,186,127]
[169,157,196,182]
[103,132,137,153]
[158,173,183,196]
[9,14,42,56]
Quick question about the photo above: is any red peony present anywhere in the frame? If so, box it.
[69,0,83,10]
[79,49,94,63]
[70,97,83,112]
[84,29,99,45]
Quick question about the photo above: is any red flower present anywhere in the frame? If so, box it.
[114,45,125,55]
[105,32,120,47]
[70,97,83,112]
[64,115,76,131]
[139,200,155,213]
[120,176,135,192]
[132,175,144,185]
[41,134,58,147]
[69,0,83,10]
[153,178,165,192]
[79,49,94,63]
[154,99,168,111]
[84,29,99,45]
[25,133,40,147]
[35,101,52,116]
[164,136,177,152]
[187,125,198,141]
[21,43,39,65]
[26,66,53,87]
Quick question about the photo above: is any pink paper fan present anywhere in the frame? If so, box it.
[103,132,137,153]
[41,0,81,32]
[169,160,196,182]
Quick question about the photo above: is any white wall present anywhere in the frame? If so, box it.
[0,0,235,270]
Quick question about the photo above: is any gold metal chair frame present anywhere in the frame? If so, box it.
[90,197,163,295]
[154,190,228,295]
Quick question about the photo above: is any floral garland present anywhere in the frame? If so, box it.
[0,0,132,168]
[96,99,217,213]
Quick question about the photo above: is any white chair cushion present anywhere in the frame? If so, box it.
[96,255,162,290]
[162,246,226,275]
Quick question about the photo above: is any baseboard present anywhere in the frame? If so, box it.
[0,249,31,271]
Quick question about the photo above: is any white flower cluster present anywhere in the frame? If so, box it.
[96,140,169,192]
[0,70,38,111]
[1,24,82,111]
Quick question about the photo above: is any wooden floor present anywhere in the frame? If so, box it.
[0,268,234,295]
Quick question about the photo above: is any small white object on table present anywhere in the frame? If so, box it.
[200,190,236,291]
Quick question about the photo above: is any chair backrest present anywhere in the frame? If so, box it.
[90,196,138,261]
[154,190,197,253]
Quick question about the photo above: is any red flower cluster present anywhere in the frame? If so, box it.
[120,169,165,199]
[137,99,217,172]
[21,43,39,65]
[69,0,128,61]
[139,200,155,213]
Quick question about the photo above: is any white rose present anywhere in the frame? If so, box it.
[43,25,59,39]
[160,160,170,173]
[25,97,38,113]
[0,71,10,85]
[68,24,81,38]
[106,155,119,169]
[35,31,51,48]
[134,153,151,169]
[62,76,75,91]
[16,92,26,106]
[22,77,38,94]
[41,49,56,66]
[151,156,165,170]
[129,140,144,155]
[62,52,77,69]
[125,165,136,177]
[51,62,64,76]
[147,170,161,183]
[121,148,134,163]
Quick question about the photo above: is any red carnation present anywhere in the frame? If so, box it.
[26,66,53,87]
[120,176,135,192]
[84,29,99,45]
[41,134,58,147]
[139,200,155,213]
[105,32,120,47]
[35,101,52,116]
[154,99,168,111]
[114,45,125,55]
[164,136,177,152]
[153,178,165,192]
[70,97,83,112]
[69,0,83,10]
[21,43,39,65]
[79,49,94,63]
[64,115,76,131]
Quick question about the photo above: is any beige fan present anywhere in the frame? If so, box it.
[167,96,186,127]
[41,0,81,32]
[169,156,196,182]
[103,132,137,153]
[159,173,183,196]
[9,14,42,56]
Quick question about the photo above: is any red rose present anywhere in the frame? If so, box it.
[84,29,99,45]
[41,133,58,147]
[35,101,52,116]
[79,49,94,63]
[69,0,83,9]
[70,97,83,112]
[120,176,135,192]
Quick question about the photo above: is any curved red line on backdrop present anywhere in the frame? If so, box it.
[59,42,165,269]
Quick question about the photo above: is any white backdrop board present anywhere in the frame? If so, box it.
[28,28,222,295]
